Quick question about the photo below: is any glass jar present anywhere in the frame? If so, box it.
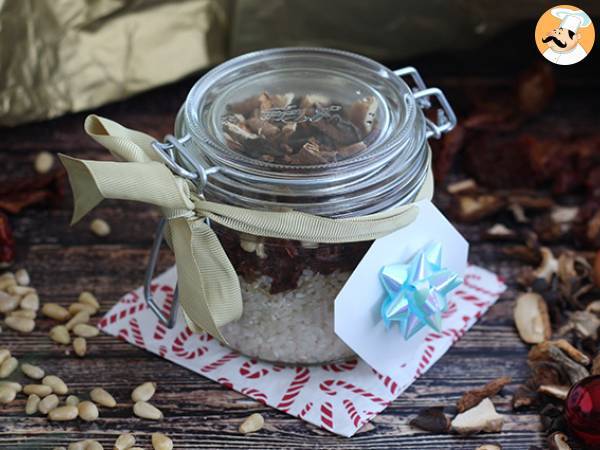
[147,48,456,365]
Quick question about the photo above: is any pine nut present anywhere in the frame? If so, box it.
[0,385,16,403]
[0,294,20,313]
[24,384,53,397]
[114,433,136,450]
[84,441,103,450]
[34,151,55,174]
[73,337,87,357]
[239,413,265,434]
[68,442,87,450]
[78,291,100,310]
[10,309,36,319]
[43,375,68,395]
[133,401,163,420]
[90,387,116,407]
[68,302,97,316]
[42,303,71,321]
[7,285,35,296]
[0,356,18,378]
[152,432,173,450]
[14,269,30,286]
[53,447,67,450]
[90,218,111,237]
[78,400,99,421]
[5,316,35,333]
[20,292,39,311]
[38,394,59,414]
[21,363,45,380]
[49,325,71,345]
[26,394,40,414]
[131,382,156,402]
[66,395,80,406]
[0,349,10,365]
[66,311,90,330]
[73,323,99,338]
[0,273,16,291]
[0,381,22,392]
[48,405,78,421]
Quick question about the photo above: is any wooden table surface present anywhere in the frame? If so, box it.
[1,26,598,449]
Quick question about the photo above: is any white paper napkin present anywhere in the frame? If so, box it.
[99,265,506,437]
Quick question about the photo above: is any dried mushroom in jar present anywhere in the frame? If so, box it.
[222,91,379,165]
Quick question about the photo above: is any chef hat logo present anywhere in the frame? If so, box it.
[535,4,595,66]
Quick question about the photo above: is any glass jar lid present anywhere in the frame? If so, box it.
[170,48,455,217]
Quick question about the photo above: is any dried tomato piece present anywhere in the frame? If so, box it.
[0,212,16,268]
[431,124,465,183]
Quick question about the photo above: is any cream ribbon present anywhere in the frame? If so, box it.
[60,115,434,342]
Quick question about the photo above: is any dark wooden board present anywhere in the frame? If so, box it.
[1,22,598,449]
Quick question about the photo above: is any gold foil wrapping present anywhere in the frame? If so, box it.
[0,0,229,126]
[2,0,598,126]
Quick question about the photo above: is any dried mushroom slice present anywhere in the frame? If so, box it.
[349,96,378,135]
[221,90,377,165]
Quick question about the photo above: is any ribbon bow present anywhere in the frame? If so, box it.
[379,242,462,339]
[60,115,434,342]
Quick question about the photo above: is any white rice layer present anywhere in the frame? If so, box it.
[220,269,355,364]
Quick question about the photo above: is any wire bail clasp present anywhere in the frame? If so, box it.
[143,134,217,328]
[394,67,457,139]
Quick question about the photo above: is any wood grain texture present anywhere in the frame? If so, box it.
[1,22,598,449]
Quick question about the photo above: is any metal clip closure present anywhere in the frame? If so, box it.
[144,134,218,328]
[395,67,457,139]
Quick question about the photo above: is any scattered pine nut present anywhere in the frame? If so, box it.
[68,302,97,316]
[84,441,103,450]
[10,309,36,319]
[90,387,116,408]
[73,323,99,338]
[133,401,163,420]
[66,311,90,331]
[42,303,71,321]
[53,447,67,450]
[49,325,71,345]
[48,405,78,421]
[131,382,156,402]
[34,151,55,174]
[78,292,100,310]
[0,295,20,313]
[239,413,265,434]
[5,316,35,333]
[0,356,19,378]
[26,394,40,414]
[66,395,80,406]
[20,292,39,311]
[0,381,22,392]
[0,385,16,403]
[7,285,35,296]
[114,433,136,450]
[43,375,68,395]
[0,273,16,291]
[0,349,10,365]
[21,363,45,380]
[23,384,53,397]
[38,394,59,414]
[78,401,99,421]
[14,269,30,286]
[90,218,111,237]
[152,432,173,450]
[67,442,86,450]
[73,337,87,357]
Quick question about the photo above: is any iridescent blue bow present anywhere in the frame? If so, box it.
[379,242,462,339]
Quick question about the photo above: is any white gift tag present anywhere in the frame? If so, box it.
[334,200,469,379]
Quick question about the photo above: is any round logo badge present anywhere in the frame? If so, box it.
[535,5,595,65]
